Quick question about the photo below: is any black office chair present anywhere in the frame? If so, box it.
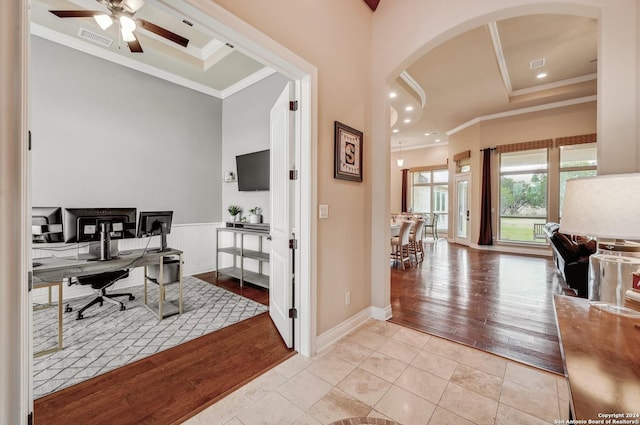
[69,270,135,320]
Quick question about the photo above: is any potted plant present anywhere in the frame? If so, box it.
[227,205,242,222]
[248,207,262,224]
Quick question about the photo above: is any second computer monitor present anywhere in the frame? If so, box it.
[137,211,173,252]
[63,208,138,243]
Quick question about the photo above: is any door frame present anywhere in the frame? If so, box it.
[454,173,471,246]
[141,0,318,356]
[12,2,318,422]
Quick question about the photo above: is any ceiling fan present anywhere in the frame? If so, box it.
[49,0,189,53]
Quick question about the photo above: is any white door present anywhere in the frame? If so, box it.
[269,82,295,348]
[454,174,471,246]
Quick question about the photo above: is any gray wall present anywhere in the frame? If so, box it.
[30,36,223,224]
[221,73,289,223]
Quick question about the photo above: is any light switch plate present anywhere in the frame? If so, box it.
[319,204,329,219]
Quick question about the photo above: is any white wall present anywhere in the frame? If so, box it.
[221,73,289,223]
[30,36,223,225]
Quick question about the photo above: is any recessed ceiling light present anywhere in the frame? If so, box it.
[536,72,548,79]
[435,139,441,142]
[403,119,411,123]
[405,106,414,112]
[389,92,397,98]
[424,133,429,136]
[392,129,399,133]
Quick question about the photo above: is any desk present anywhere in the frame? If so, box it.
[33,248,184,354]
[553,294,640,419]
[32,279,63,357]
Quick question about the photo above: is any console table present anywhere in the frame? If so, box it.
[553,294,640,419]
[216,224,270,288]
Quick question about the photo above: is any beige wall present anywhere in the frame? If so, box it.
[449,102,597,245]
[389,145,448,213]
[203,0,636,336]
[210,0,373,335]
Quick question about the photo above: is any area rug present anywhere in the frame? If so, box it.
[33,276,268,398]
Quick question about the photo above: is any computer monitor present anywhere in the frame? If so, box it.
[63,208,137,261]
[137,211,173,252]
[32,207,64,243]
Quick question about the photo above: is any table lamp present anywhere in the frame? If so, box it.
[559,173,640,312]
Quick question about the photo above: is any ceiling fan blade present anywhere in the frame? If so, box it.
[50,10,102,18]
[136,19,189,48]
[127,35,144,53]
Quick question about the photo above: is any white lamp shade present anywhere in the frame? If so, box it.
[396,157,404,167]
[120,15,137,32]
[94,14,113,30]
[559,173,640,240]
[121,29,136,42]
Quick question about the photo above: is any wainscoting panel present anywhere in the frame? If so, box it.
[32,222,219,304]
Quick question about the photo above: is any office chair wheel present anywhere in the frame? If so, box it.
[76,312,84,320]
[65,304,72,313]
[120,304,126,311]
[128,295,135,301]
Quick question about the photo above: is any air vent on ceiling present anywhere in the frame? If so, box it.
[530,58,546,69]
[78,27,113,48]
[182,19,193,27]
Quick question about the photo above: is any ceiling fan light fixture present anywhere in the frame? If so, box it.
[94,14,113,30]
[122,0,145,13]
[120,15,137,32]
[121,29,136,42]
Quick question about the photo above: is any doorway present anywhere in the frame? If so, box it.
[21,0,316,416]
[454,174,471,246]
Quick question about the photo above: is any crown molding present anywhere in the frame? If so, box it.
[447,95,597,136]
[220,66,277,98]
[400,71,426,108]
[31,23,275,99]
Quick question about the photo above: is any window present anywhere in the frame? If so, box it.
[559,143,597,216]
[411,168,449,231]
[457,158,471,173]
[499,149,548,243]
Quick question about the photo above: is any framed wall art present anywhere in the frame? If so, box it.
[334,121,363,182]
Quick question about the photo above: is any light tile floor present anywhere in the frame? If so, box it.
[183,320,569,425]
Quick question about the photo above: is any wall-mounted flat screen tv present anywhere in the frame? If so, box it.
[236,149,270,191]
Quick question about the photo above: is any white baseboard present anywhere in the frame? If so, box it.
[185,265,216,276]
[469,242,552,257]
[371,304,392,320]
[315,307,372,353]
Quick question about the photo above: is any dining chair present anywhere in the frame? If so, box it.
[409,218,425,263]
[391,220,413,269]
[424,213,438,240]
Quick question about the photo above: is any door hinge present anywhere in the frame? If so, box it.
[28,412,33,425]
[289,239,298,250]
[28,271,33,292]
[289,169,298,180]
[289,100,298,111]
[28,130,32,151]
[288,308,298,319]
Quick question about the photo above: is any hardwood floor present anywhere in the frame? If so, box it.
[34,276,292,425]
[389,240,566,375]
